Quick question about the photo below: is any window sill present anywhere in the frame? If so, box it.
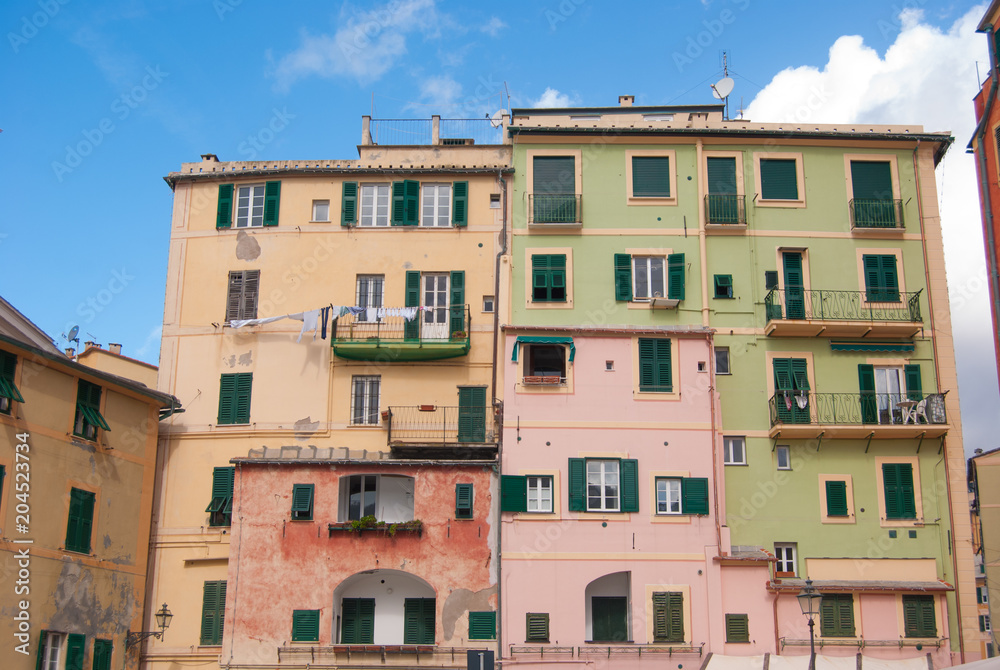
[755,199,806,208]
[627,196,676,207]
[527,221,583,229]
[723,462,748,467]
[309,219,331,224]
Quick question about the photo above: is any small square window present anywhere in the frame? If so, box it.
[606,360,614,371]
[490,194,501,209]
[764,271,778,290]
[291,483,314,521]
[698,361,707,372]
[774,542,796,575]
[526,476,553,513]
[312,199,330,221]
[482,296,495,313]
[889,530,898,538]
[776,445,791,470]
[656,478,682,515]
[715,348,731,375]
[723,436,746,465]
[714,274,733,299]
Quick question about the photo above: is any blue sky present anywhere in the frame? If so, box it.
[2,0,996,450]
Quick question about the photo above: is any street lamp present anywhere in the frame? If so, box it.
[796,579,822,670]
[126,603,173,650]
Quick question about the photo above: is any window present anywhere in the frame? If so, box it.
[38,632,82,670]
[759,159,798,200]
[74,380,109,441]
[850,160,898,227]
[723,437,746,465]
[825,480,849,517]
[236,184,265,227]
[358,184,391,227]
[726,614,750,643]
[524,344,567,382]
[356,275,384,321]
[525,613,550,642]
[340,474,415,522]
[490,193,501,209]
[483,296,495,312]
[882,463,917,520]
[341,598,375,644]
[820,594,855,637]
[774,543,797,576]
[228,181,280,228]
[656,478,681,514]
[776,445,791,470]
[421,183,451,227]
[351,376,380,426]
[632,156,670,197]
[292,610,320,642]
[457,386,487,443]
[206,467,235,527]
[715,348,730,375]
[403,598,435,644]
[587,460,620,512]
[652,592,684,642]
[862,254,900,302]
[706,155,743,224]
[632,256,666,300]
[859,364,921,425]
[217,373,252,425]
[981,614,992,632]
[638,338,672,393]
[469,611,497,640]
[65,487,95,554]
[93,639,113,670]
[200,581,227,645]
[591,595,628,642]
[764,270,778,290]
[226,270,260,321]
[345,474,376,520]
[455,483,474,519]
[902,595,936,637]
[312,199,330,221]
[0,350,24,414]
[773,358,810,424]
[978,586,989,604]
[532,156,577,223]
[714,274,733,298]
[569,458,640,513]
[657,478,709,516]
[527,476,553,513]
[291,484,314,521]
[532,254,567,302]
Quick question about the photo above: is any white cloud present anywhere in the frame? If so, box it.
[272,0,441,89]
[746,5,998,452]
[406,75,464,113]
[134,325,162,359]
[532,87,577,108]
[480,16,507,37]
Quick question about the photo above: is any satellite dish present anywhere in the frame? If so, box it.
[68,325,80,342]
[489,110,505,128]
[711,77,735,100]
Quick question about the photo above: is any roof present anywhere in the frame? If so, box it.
[767,578,954,593]
[978,1,1000,32]
[0,296,63,355]
[512,104,725,116]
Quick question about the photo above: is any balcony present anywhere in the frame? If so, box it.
[529,194,582,226]
[849,199,904,231]
[704,194,746,227]
[764,288,922,338]
[768,391,949,439]
[331,306,470,362]
[385,405,498,459]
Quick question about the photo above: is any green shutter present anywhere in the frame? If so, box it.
[501,475,528,512]
[533,157,574,194]
[726,614,749,643]
[291,484,314,520]
[532,254,567,302]
[858,364,877,423]
[667,253,685,300]
[218,375,236,424]
[782,252,805,319]
[65,488,95,554]
[455,483,473,519]
[341,182,358,226]
[75,381,110,432]
[591,596,628,642]
[714,274,733,298]
[620,459,639,513]
[760,159,798,200]
[681,477,709,515]
[66,633,85,670]
[452,181,468,227]
[981,615,988,632]
[653,592,684,642]
[864,255,900,302]
[391,181,406,225]
[457,387,486,443]
[207,467,235,526]
[525,613,549,642]
[851,161,892,201]
[292,610,320,642]
[449,270,465,335]
[821,594,854,637]
[341,598,375,644]
[35,630,47,670]
[632,156,670,197]
[93,639,113,670]
[883,463,916,520]
[404,271,421,339]
[614,254,632,301]
[235,373,252,424]
[217,184,234,229]
[403,179,420,226]
[825,480,849,516]
[638,339,672,393]
[568,458,586,511]
[905,364,923,401]
[201,580,227,645]
[469,611,497,640]
[707,157,737,194]
[263,181,281,226]
[903,595,936,637]
[0,351,23,404]
[403,598,435,644]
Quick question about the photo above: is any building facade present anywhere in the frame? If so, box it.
[969,448,1000,658]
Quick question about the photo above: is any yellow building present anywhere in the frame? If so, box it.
[147,116,511,670]
[970,448,1000,658]
[0,297,178,670]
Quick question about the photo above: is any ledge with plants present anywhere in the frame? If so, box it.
[328,515,423,537]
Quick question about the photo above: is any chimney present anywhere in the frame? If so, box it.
[84,340,95,350]
[108,343,122,355]
[200,153,219,162]
[65,348,75,357]
[619,95,634,107]
[975,448,984,455]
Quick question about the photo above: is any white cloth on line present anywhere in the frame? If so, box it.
[293,309,321,343]
[229,315,289,329]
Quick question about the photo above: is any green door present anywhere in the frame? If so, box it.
[773,358,810,424]
[782,252,805,320]
[457,387,487,443]
[591,596,628,642]
[851,161,895,227]
[707,156,738,223]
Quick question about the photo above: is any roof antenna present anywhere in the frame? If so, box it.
[710,51,735,121]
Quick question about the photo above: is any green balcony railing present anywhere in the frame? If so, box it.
[768,391,947,428]
[764,288,922,323]
[705,194,746,225]
[529,194,581,224]
[849,199,904,229]
[331,306,470,361]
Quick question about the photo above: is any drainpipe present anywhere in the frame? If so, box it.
[492,168,509,660]
[697,139,710,328]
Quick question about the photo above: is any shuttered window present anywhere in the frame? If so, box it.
[632,156,670,197]
[568,458,639,513]
[825,480,849,517]
[468,611,497,640]
[501,475,528,513]
[714,274,733,299]
[341,182,358,226]
[851,161,892,201]
[455,483,474,519]
[614,253,632,301]
[262,181,281,226]
[217,184,234,229]
[457,386,486,443]
[902,595,936,637]
[200,580,227,645]
[667,253,685,300]
[341,598,375,644]
[652,592,684,642]
[218,373,252,425]
[533,156,577,223]
[638,338,672,393]
[92,639,113,670]
[726,614,749,643]
[863,254,900,302]
[531,254,567,302]
[65,487,95,554]
[66,634,85,670]
[820,594,855,637]
[525,613,549,642]
[403,598,435,644]
[452,181,469,227]
[391,180,420,226]
[226,270,260,321]
[0,350,24,414]
[882,463,917,520]
[292,610,320,642]
[206,467,235,527]
[74,380,109,440]
[291,484,314,521]
[760,159,798,200]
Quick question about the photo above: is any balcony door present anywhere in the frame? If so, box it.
[422,274,449,339]
[782,252,805,320]
[773,358,810,424]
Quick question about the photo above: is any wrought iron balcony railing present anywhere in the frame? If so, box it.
[331,306,471,361]
[704,194,746,225]
[386,405,498,447]
[529,194,581,224]
[768,391,947,428]
[849,198,904,230]
[764,288,922,323]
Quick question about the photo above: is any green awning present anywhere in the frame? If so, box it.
[0,377,24,403]
[512,336,575,362]
[830,341,915,352]
[78,404,111,431]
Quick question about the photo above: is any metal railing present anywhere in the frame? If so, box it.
[764,288,922,323]
[370,119,433,145]
[849,199,904,229]
[768,392,948,428]
[529,194,581,224]
[386,405,498,446]
[331,306,470,343]
[370,119,503,146]
[705,194,746,225]
[439,118,503,145]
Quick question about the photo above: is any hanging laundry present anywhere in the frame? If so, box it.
[320,306,330,340]
[290,309,321,343]
[401,307,418,321]
[365,307,378,322]
[795,393,808,410]
[229,315,289,329]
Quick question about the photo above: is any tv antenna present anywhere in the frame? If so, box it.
[710,51,735,120]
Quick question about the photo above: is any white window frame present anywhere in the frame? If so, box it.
[632,255,666,301]
[42,632,65,670]
[350,376,380,426]
[235,184,266,228]
[360,184,391,227]
[312,199,330,222]
[874,366,907,425]
[655,478,682,515]
[482,296,495,313]
[715,347,731,375]
[421,183,452,227]
[586,460,620,512]
[986,615,993,632]
[356,275,384,321]
[774,543,797,575]
[776,445,791,470]
[526,476,553,513]
[724,436,746,465]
